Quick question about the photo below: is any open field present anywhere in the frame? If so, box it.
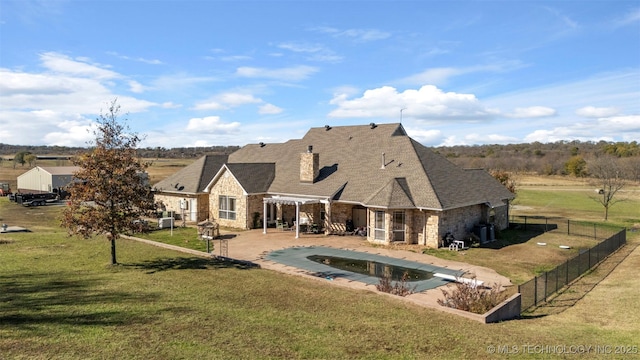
[1,162,639,358]
[0,158,192,190]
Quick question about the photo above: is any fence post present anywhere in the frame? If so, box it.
[545,217,548,232]
[593,223,597,239]
[544,272,548,303]
[534,275,537,307]
[567,219,570,235]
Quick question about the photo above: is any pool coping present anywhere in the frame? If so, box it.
[265,246,464,292]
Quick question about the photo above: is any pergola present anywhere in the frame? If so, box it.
[262,196,325,238]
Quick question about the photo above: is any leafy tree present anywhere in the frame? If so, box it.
[588,156,626,221]
[489,169,517,194]
[61,100,155,265]
[14,151,31,167]
[24,153,37,167]
[564,155,587,177]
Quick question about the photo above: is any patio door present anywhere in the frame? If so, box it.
[352,208,366,228]
[392,211,405,242]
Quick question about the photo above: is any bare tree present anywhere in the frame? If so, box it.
[61,100,155,265]
[588,156,626,220]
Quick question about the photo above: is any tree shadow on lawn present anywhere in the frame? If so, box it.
[128,256,260,274]
[0,272,163,331]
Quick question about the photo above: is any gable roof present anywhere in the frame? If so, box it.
[38,166,80,175]
[153,155,228,194]
[227,123,514,210]
[225,163,275,193]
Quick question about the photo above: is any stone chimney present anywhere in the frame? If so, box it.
[300,145,319,183]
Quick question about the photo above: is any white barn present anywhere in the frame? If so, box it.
[17,166,79,193]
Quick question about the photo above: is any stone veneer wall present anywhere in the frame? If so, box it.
[246,194,266,229]
[439,204,483,245]
[358,206,488,248]
[300,152,319,183]
[209,169,248,229]
[327,202,352,233]
[493,204,509,230]
[153,193,209,222]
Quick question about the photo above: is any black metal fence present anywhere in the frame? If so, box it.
[518,228,626,312]
[510,215,622,240]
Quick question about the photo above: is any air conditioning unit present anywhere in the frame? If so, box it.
[158,217,174,229]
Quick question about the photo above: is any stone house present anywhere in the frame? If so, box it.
[203,123,515,248]
[153,155,228,222]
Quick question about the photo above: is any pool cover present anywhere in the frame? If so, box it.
[265,246,464,292]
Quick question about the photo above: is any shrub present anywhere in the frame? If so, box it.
[437,276,507,314]
[376,271,417,297]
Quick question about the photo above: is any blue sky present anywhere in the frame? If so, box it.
[1,0,638,148]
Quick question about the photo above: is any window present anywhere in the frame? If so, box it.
[219,196,236,220]
[393,211,405,241]
[374,210,385,240]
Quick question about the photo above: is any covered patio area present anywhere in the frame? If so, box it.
[261,195,327,238]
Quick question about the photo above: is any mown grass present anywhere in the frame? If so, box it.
[2,178,640,359]
[514,188,640,229]
[135,226,208,252]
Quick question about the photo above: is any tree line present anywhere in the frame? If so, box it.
[0,144,241,167]
[2,140,638,180]
[435,140,639,181]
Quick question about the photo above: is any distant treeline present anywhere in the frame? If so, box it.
[0,144,240,158]
[1,140,638,180]
[435,140,639,180]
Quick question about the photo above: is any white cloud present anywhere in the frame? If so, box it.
[612,8,640,28]
[107,51,163,65]
[218,55,253,62]
[598,115,640,131]
[185,116,241,133]
[401,61,527,86]
[0,52,158,146]
[235,65,318,82]
[159,102,180,109]
[259,103,283,115]
[311,26,391,42]
[43,119,97,146]
[521,113,640,144]
[463,133,520,144]
[193,92,262,111]
[128,80,146,93]
[151,73,220,90]
[402,67,464,86]
[575,106,620,118]
[505,106,556,118]
[277,42,343,63]
[40,52,120,79]
[329,85,497,121]
[404,128,444,145]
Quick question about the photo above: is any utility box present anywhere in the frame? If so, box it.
[158,217,174,229]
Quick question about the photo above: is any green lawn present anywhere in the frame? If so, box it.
[1,193,640,359]
[515,188,639,229]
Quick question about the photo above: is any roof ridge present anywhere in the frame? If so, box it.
[408,138,443,208]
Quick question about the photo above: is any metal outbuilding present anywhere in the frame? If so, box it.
[16,166,79,193]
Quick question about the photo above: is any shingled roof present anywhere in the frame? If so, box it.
[227,123,514,210]
[154,155,228,194]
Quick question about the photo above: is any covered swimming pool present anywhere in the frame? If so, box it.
[265,246,464,292]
